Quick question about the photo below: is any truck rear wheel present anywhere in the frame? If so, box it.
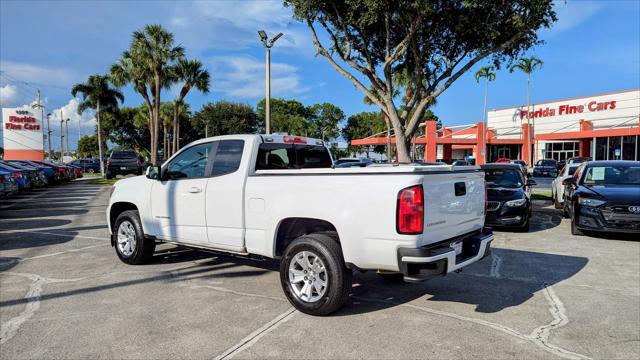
[280,233,352,316]
[114,210,155,264]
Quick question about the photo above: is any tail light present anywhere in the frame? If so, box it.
[0,176,5,183]
[106,160,111,167]
[397,184,424,234]
[13,171,22,179]
[283,136,307,144]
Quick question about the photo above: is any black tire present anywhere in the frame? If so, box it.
[570,212,583,236]
[280,232,352,316]
[563,199,570,218]
[114,210,155,264]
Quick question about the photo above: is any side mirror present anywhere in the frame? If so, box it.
[562,178,576,186]
[146,165,161,180]
[526,179,537,186]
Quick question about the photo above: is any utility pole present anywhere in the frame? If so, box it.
[60,111,65,161]
[31,89,45,157]
[77,116,81,156]
[258,30,283,134]
[65,118,70,158]
[46,113,52,159]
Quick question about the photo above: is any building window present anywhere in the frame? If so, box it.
[595,137,607,160]
[608,136,622,160]
[623,136,637,161]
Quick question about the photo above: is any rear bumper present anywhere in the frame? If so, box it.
[397,228,493,282]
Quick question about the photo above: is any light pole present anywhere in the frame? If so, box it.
[46,113,52,159]
[258,30,283,134]
[65,118,70,158]
[60,116,65,161]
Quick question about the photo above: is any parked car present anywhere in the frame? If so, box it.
[562,161,640,235]
[70,158,101,173]
[107,134,493,315]
[533,159,558,177]
[0,162,31,190]
[510,160,529,178]
[11,160,57,184]
[558,156,591,170]
[0,170,19,198]
[551,164,580,209]
[6,160,48,187]
[482,163,536,232]
[106,151,143,179]
[33,161,71,181]
[67,164,83,179]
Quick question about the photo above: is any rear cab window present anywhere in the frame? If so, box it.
[255,142,332,170]
[111,151,137,159]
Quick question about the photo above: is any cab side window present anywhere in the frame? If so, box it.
[164,142,213,180]
[211,140,244,176]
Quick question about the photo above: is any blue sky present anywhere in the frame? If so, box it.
[1,0,639,150]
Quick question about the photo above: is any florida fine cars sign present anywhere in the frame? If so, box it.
[1,107,45,160]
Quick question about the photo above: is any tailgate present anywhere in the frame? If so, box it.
[420,171,485,246]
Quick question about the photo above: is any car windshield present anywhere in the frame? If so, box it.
[582,166,640,186]
[484,169,524,188]
[111,151,137,159]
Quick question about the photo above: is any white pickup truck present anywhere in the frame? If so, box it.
[107,134,493,315]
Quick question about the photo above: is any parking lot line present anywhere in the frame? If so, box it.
[214,307,297,360]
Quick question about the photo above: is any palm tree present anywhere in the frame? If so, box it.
[510,56,543,164]
[71,74,124,177]
[111,24,184,165]
[475,66,496,160]
[170,59,210,154]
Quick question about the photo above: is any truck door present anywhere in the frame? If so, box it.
[150,142,213,243]
[205,139,246,251]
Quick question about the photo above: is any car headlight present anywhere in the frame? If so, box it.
[578,197,605,207]
[505,198,527,207]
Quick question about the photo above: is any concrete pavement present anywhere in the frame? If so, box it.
[1,182,638,359]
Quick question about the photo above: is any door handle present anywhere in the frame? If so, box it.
[188,187,202,194]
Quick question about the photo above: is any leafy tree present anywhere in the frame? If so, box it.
[71,74,124,176]
[110,24,184,165]
[307,103,344,141]
[286,0,556,162]
[510,55,543,164]
[192,101,258,138]
[78,135,99,158]
[257,98,309,135]
[342,111,387,156]
[169,59,210,155]
[101,106,151,157]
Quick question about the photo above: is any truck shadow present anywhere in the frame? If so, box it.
[338,248,587,315]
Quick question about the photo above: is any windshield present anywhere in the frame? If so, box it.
[484,169,524,188]
[582,166,640,186]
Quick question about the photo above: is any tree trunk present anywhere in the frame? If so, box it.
[153,73,161,165]
[177,121,180,150]
[172,101,182,154]
[96,100,105,177]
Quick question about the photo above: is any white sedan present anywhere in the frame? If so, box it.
[551,164,579,209]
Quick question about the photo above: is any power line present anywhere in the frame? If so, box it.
[0,71,69,90]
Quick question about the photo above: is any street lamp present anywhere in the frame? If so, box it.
[258,30,283,134]
[65,118,70,158]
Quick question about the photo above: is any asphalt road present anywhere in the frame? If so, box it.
[1,181,639,359]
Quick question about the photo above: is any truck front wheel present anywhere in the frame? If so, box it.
[280,233,352,316]
[114,210,155,264]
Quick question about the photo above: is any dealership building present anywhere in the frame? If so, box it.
[352,89,640,165]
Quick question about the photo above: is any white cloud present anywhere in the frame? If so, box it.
[49,98,97,136]
[0,60,77,85]
[0,84,18,106]
[543,0,603,36]
[208,55,309,98]
[168,1,315,56]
